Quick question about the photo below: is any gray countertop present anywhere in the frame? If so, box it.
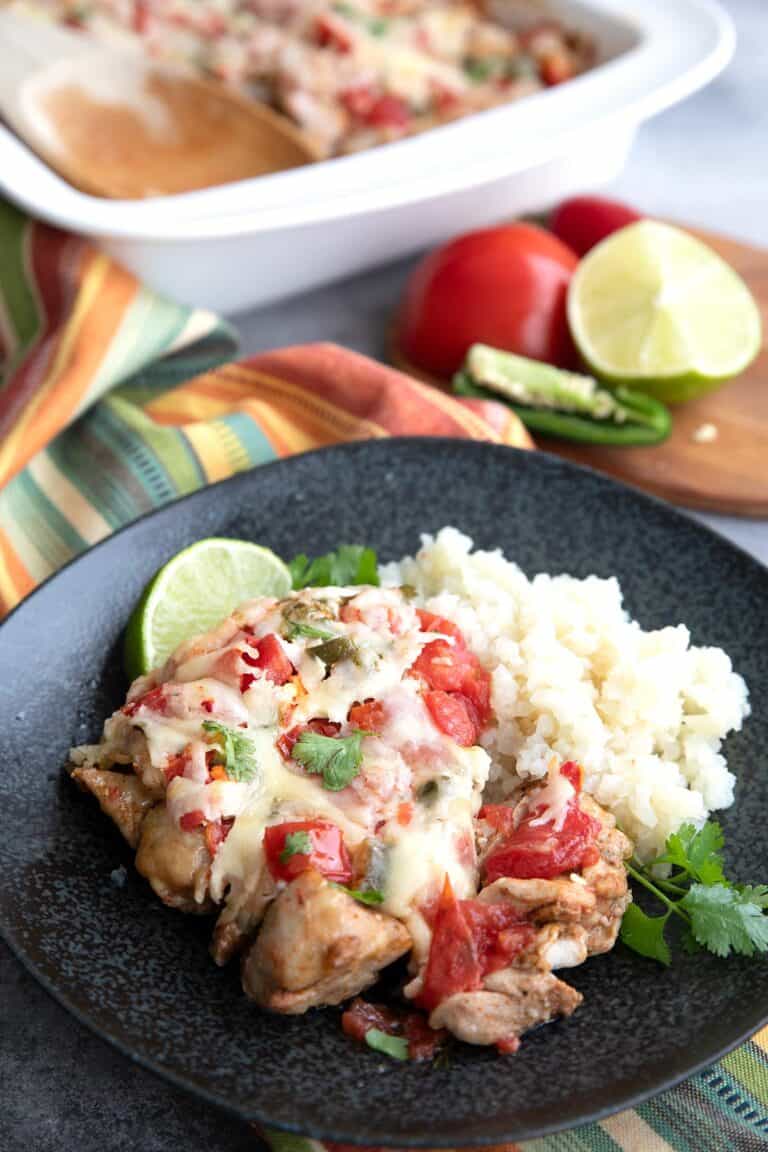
[2,2,765,1148]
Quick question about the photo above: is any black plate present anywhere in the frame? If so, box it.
[1,439,766,1146]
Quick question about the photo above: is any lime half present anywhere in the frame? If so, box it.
[124,538,292,680]
[568,220,762,403]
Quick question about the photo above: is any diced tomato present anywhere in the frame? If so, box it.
[411,639,466,692]
[132,0,150,34]
[418,878,535,1013]
[460,901,534,976]
[240,633,293,687]
[430,79,460,113]
[560,760,583,791]
[483,801,601,882]
[347,699,386,733]
[315,14,353,52]
[416,609,465,645]
[276,718,341,760]
[263,820,353,883]
[204,818,233,857]
[478,802,516,834]
[496,1035,521,1055]
[180,809,206,831]
[540,52,574,86]
[340,84,377,120]
[201,698,214,713]
[365,93,411,128]
[410,617,492,739]
[397,802,414,826]
[163,752,188,784]
[341,997,446,1062]
[425,690,479,747]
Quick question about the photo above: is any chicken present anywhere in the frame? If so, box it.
[242,869,411,1013]
[135,803,214,914]
[70,766,155,848]
[210,865,277,966]
[430,969,582,1050]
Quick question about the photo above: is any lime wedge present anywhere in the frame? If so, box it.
[568,221,762,403]
[124,538,292,680]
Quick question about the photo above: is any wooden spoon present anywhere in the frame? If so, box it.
[0,9,319,199]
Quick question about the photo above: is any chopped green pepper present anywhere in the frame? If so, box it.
[454,344,671,446]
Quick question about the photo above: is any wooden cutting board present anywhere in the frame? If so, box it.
[393,227,768,517]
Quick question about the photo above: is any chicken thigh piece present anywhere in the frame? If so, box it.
[242,869,412,1013]
[70,766,155,848]
[430,968,582,1051]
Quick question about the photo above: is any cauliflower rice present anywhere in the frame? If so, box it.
[382,527,750,860]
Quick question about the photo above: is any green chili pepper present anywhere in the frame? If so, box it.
[453,345,671,446]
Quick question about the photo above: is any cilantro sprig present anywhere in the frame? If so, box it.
[201,720,259,783]
[292,729,365,791]
[621,820,768,964]
[289,545,379,590]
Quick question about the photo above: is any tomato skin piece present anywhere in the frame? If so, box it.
[263,820,353,884]
[179,809,206,831]
[411,638,467,693]
[549,196,642,257]
[417,877,482,1013]
[425,690,479,747]
[398,223,579,377]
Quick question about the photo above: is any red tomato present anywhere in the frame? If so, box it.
[416,609,465,645]
[179,810,205,831]
[277,718,341,760]
[483,778,601,882]
[411,638,467,693]
[399,223,578,377]
[241,633,293,687]
[365,93,411,128]
[417,877,482,1012]
[425,690,479,747]
[417,877,533,1012]
[263,820,353,883]
[347,699,386,732]
[549,196,642,257]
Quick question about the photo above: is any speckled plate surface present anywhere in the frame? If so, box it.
[0,439,766,1147]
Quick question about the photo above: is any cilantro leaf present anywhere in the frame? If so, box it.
[365,1029,408,1061]
[682,884,768,958]
[737,884,768,909]
[289,545,379,590]
[201,720,258,783]
[279,830,312,864]
[292,730,364,791]
[655,821,725,885]
[332,884,385,906]
[619,903,671,966]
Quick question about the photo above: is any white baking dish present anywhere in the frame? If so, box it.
[0,0,734,313]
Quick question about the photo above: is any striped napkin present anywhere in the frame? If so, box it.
[0,199,766,1149]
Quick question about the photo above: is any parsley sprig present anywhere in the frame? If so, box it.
[292,729,365,791]
[201,720,259,783]
[289,545,379,590]
[621,820,768,964]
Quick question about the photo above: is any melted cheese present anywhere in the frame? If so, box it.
[528,770,575,831]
